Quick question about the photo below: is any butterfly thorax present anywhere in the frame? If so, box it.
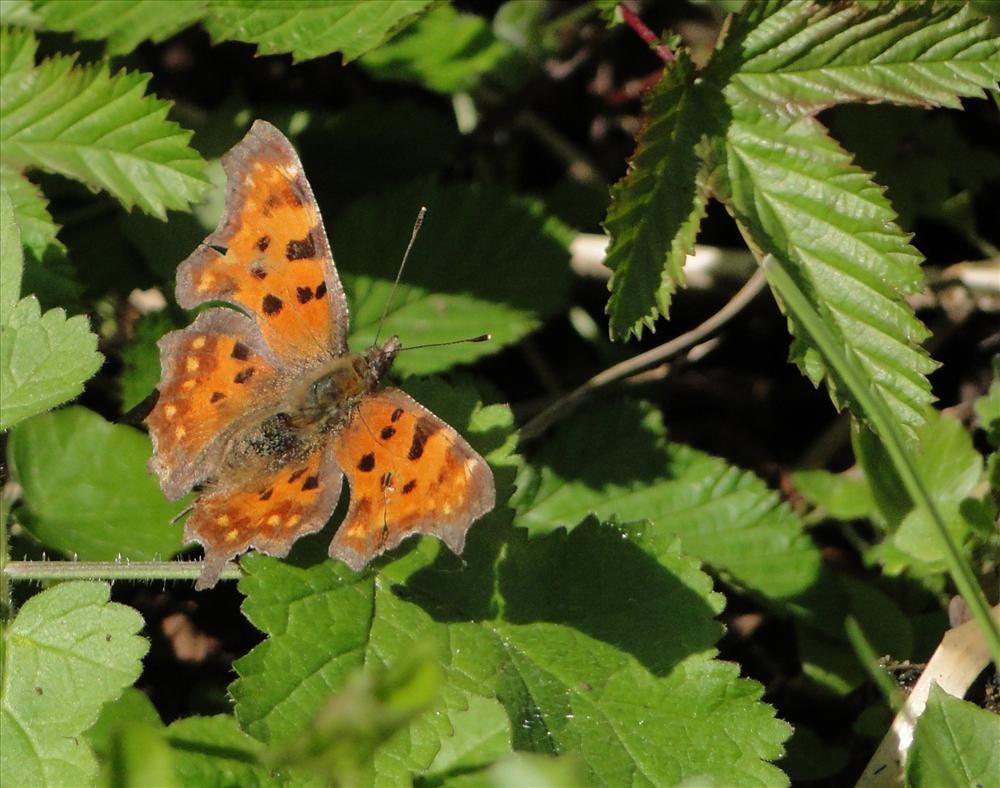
[219,336,401,478]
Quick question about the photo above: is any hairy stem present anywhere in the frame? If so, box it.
[3,560,243,583]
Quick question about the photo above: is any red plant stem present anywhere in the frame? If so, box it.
[619,2,675,63]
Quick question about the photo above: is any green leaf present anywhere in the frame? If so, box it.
[0,184,21,326]
[0,24,36,76]
[0,29,208,218]
[444,752,588,788]
[202,0,432,63]
[165,715,269,787]
[360,4,518,94]
[975,356,1000,448]
[8,406,187,560]
[517,400,822,601]
[723,109,937,441]
[734,1,1000,115]
[0,582,148,787]
[332,182,572,376]
[792,469,877,522]
[119,310,181,414]
[906,684,1000,788]
[234,518,790,785]
[0,295,102,430]
[264,656,443,783]
[33,0,205,55]
[0,168,60,258]
[602,53,713,339]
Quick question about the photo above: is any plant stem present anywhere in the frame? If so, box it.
[763,255,1000,663]
[619,3,675,63]
[519,267,767,443]
[3,560,243,583]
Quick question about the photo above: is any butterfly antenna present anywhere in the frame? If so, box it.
[398,334,492,352]
[373,206,426,347]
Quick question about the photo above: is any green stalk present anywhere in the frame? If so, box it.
[763,255,1000,663]
[3,560,243,583]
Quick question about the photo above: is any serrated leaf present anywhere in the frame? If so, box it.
[906,684,1000,787]
[331,182,572,376]
[0,296,102,429]
[0,582,148,787]
[733,1,1000,115]
[234,518,789,785]
[517,400,821,601]
[602,53,713,339]
[33,0,205,55]
[119,310,182,413]
[202,0,432,64]
[7,406,187,559]
[792,469,877,522]
[0,167,61,258]
[0,25,37,76]
[360,4,518,94]
[0,30,208,217]
[722,109,937,441]
[0,183,21,325]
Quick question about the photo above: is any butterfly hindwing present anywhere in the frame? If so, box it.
[330,388,495,570]
[175,120,349,364]
[185,445,344,590]
[147,309,282,500]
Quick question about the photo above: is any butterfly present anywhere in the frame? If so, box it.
[146,120,495,590]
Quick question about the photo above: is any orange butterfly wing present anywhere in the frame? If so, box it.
[186,446,344,590]
[147,309,281,499]
[330,388,495,570]
[175,120,348,363]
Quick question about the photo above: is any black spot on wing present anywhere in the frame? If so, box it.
[315,281,327,299]
[380,426,396,440]
[402,480,416,494]
[259,488,273,501]
[251,266,267,280]
[296,286,313,304]
[231,342,250,360]
[288,468,307,483]
[234,367,255,384]
[358,453,375,472]
[256,235,270,252]
[210,391,226,403]
[408,417,439,461]
[390,407,404,422]
[286,233,316,261]
[302,475,319,491]
[262,294,283,315]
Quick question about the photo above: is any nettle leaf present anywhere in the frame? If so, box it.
[32,0,206,55]
[165,716,269,786]
[0,582,147,788]
[603,53,715,339]
[0,29,208,218]
[202,0,432,63]
[360,4,517,94]
[0,193,101,429]
[906,684,1000,787]
[517,400,821,602]
[733,0,1000,114]
[234,520,789,785]
[7,406,187,560]
[332,182,572,377]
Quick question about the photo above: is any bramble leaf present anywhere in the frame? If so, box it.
[0,582,147,787]
[0,28,208,217]
[603,53,713,339]
[8,407,187,559]
[202,0,432,63]
[0,168,60,258]
[32,0,205,55]
[517,401,821,601]
[0,185,21,325]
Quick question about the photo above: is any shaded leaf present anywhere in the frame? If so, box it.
[165,715,269,787]
[0,582,147,787]
[360,4,518,94]
[203,0,432,63]
[793,469,877,522]
[8,406,187,560]
[0,296,102,430]
[0,184,21,326]
[0,29,208,217]
[33,0,205,55]
[517,400,822,601]
[906,684,1000,787]
[331,182,572,376]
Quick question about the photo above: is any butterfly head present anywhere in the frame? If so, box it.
[362,335,401,389]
